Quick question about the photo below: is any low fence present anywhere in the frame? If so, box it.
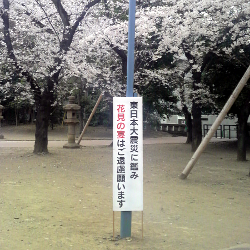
[203,124,238,139]
[159,124,187,136]
[150,123,239,139]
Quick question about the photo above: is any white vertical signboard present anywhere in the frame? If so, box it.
[113,97,143,211]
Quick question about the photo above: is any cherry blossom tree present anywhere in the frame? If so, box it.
[202,50,250,161]
[89,1,179,119]
[0,0,102,153]
[1,0,250,158]
[85,0,250,156]
[62,0,250,154]
[154,0,250,152]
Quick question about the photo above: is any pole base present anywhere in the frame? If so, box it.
[179,173,187,180]
[63,142,80,149]
[120,211,132,238]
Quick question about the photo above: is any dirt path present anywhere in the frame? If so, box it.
[0,125,250,250]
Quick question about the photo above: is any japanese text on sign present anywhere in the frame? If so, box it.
[113,97,143,211]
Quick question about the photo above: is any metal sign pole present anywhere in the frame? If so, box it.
[126,0,136,98]
[120,0,136,239]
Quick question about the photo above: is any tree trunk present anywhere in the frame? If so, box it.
[237,120,247,161]
[109,44,127,87]
[33,89,52,154]
[182,105,192,144]
[108,101,113,128]
[181,42,211,152]
[15,104,18,126]
[191,101,202,152]
[78,86,84,134]
[237,99,250,161]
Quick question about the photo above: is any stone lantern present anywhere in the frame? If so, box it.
[63,96,81,148]
[0,102,4,139]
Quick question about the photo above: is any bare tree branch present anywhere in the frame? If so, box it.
[71,0,101,35]
[51,0,70,27]
[59,0,101,53]
[105,39,127,80]
[1,0,41,100]
[2,0,15,61]
[24,10,54,34]
[34,0,61,43]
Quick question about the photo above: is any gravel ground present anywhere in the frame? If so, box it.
[0,125,249,250]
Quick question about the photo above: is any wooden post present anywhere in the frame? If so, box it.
[142,211,143,239]
[77,93,103,145]
[180,65,250,179]
[113,211,115,240]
